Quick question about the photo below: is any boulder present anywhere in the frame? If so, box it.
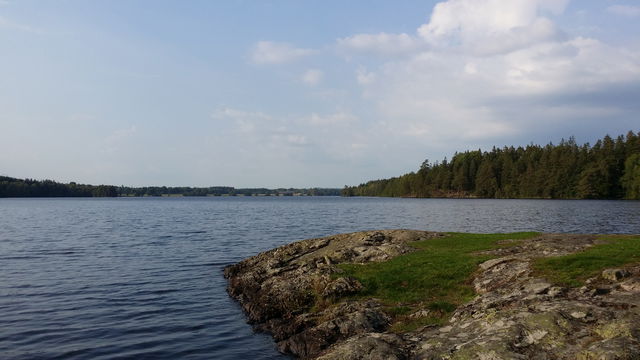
[602,268,631,282]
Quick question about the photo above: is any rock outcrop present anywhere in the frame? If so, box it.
[224,230,640,359]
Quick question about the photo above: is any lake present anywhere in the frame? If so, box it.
[1,197,639,359]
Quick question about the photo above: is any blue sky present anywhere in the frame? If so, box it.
[1,0,639,187]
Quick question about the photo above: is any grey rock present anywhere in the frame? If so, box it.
[321,277,363,298]
[620,278,640,292]
[479,257,518,271]
[602,268,631,282]
[225,230,440,358]
[590,287,612,296]
[226,231,640,359]
[361,231,386,246]
[524,282,551,295]
[317,333,407,360]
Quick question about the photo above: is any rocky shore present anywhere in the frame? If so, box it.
[224,230,640,359]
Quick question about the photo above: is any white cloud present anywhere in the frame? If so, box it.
[607,5,640,18]
[360,35,640,141]
[337,32,423,56]
[237,0,640,184]
[501,37,640,94]
[464,63,478,75]
[250,41,316,64]
[301,69,323,86]
[335,0,570,58]
[343,0,640,145]
[418,0,568,55]
[356,67,376,85]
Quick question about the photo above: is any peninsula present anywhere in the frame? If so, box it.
[225,230,640,359]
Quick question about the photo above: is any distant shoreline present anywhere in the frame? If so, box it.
[0,175,341,198]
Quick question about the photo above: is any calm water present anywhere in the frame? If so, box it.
[1,197,640,359]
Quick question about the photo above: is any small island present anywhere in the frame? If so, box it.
[225,230,640,359]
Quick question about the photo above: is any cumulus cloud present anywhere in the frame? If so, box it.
[356,67,376,85]
[417,0,568,55]
[241,0,640,182]
[301,69,323,86]
[343,0,640,145]
[607,5,640,18]
[250,41,316,64]
[335,0,570,58]
[501,37,640,94]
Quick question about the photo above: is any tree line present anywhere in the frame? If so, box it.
[0,176,341,197]
[342,131,640,200]
[0,177,118,197]
[117,186,340,197]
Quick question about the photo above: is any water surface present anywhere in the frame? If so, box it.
[1,197,639,359]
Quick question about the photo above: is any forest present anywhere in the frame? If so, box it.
[0,177,118,197]
[0,176,340,197]
[117,186,340,197]
[342,131,640,200]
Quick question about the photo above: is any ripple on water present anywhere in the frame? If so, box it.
[0,197,638,359]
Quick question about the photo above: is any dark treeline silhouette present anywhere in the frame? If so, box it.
[342,131,640,200]
[0,177,118,197]
[117,186,235,197]
[0,176,340,198]
[117,186,340,197]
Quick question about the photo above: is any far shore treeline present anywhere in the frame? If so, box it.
[0,177,340,198]
[342,131,640,200]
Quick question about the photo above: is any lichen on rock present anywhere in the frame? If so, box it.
[225,231,640,359]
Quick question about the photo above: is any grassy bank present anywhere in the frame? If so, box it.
[338,232,539,330]
[533,235,640,287]
[337,232,640,331]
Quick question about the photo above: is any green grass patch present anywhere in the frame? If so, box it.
[384,305,412,316]
[533,235,640,287]
[337,232,539,330]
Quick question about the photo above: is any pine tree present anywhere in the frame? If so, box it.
[622,154,640,199]
[475,159,498,197]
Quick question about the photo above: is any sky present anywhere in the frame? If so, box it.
[1,0,639,188]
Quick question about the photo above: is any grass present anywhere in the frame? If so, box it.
[533,235,640,287]
[337,232,539,330]
[331,232,640,331]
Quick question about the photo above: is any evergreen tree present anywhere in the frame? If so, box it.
[475,159,498,197]
[622,154,640,199]
[342,131,640,200]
